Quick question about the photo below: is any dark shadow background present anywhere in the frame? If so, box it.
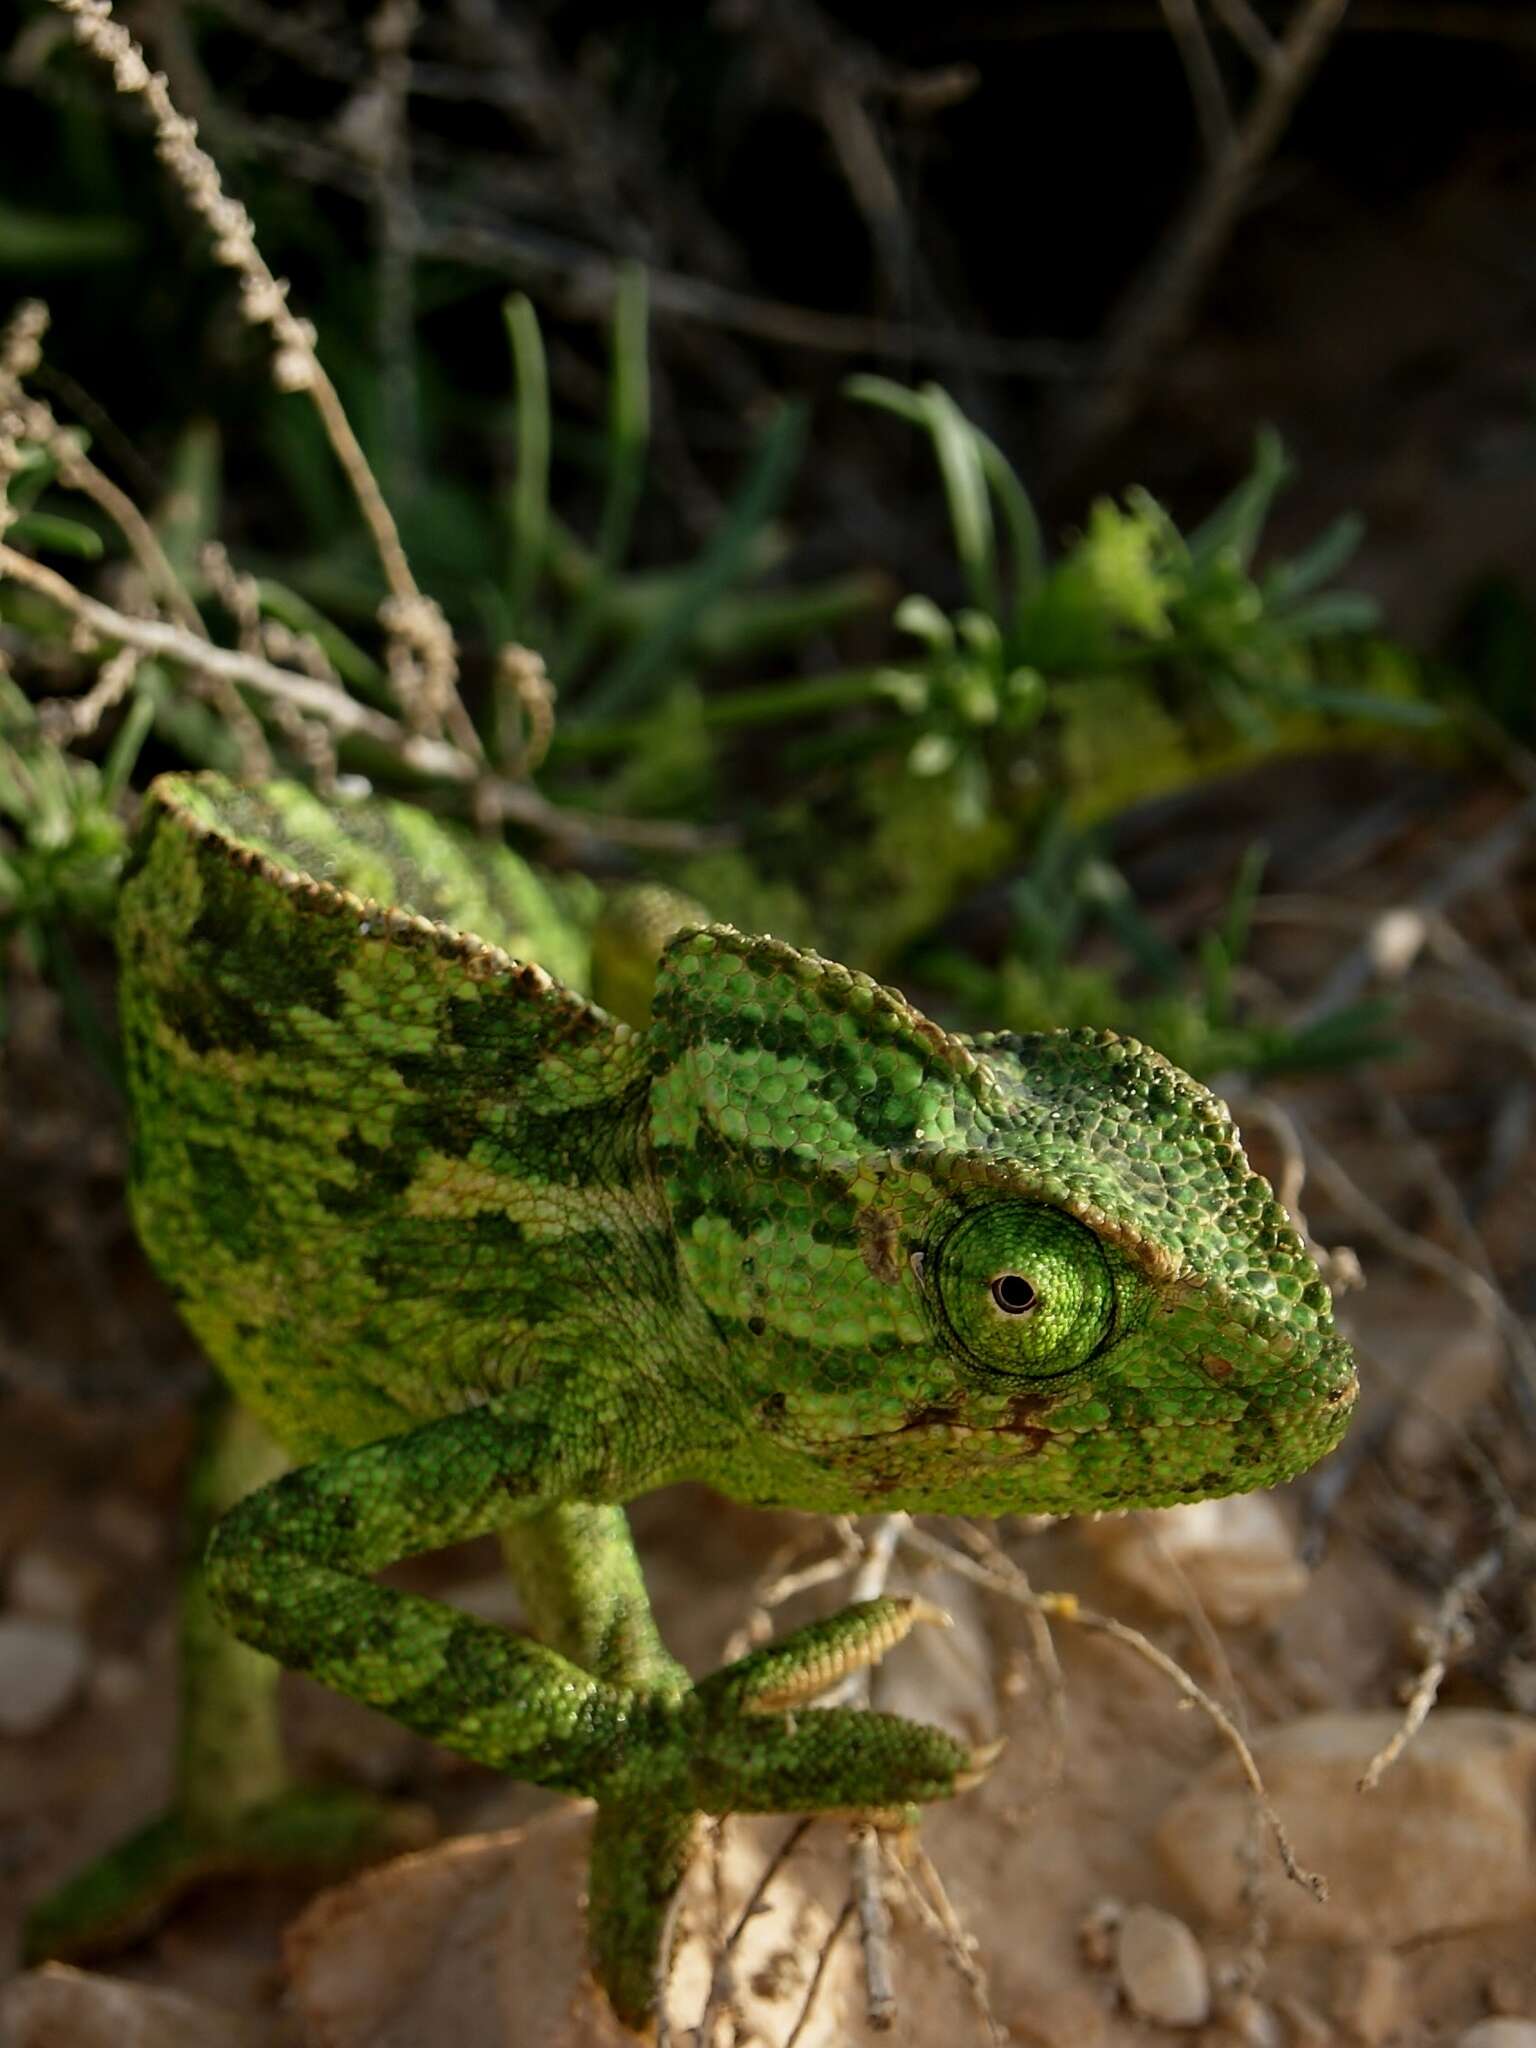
[5,0,1536,650]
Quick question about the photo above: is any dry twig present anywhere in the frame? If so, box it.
[1358,1544,1502,1791]
[48,0,479,759]
[879,1838,1005,2046]
[782,1899,854,2048]
[900,1522,1329,1904]
[1055,0,1352,466]
[0,542,720,852]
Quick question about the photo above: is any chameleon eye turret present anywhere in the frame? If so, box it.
[932,1200,1115,1380]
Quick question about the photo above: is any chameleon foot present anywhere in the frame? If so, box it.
[586,1597,999,2027]
[23,1787,435,1964]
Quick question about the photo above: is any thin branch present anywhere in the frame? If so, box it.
[782,1899,854,2048]
[50,0,480,759]
[839,1514,904,2032]
[693,1817,816,2045]
[879,1840,1006,2046]
[1279,1101,1536,1426]
[0,543,720,853]
[1209,0,1278,63]
[899,1523,1329,1904]
[1055,0,1352,466]
[1358,1544,1501,1791]
[1295,789,1536,1027]
[1160,0,1235,163]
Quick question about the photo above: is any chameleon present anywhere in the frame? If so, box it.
[27,771,1357,2027]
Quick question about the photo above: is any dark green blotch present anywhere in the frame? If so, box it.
[191,861,344,1023]
[183,1142,259,1258]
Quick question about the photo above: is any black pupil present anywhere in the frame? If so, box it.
[991,1273,1037,1315]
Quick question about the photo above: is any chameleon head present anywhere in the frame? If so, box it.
[650,927,1357,1517]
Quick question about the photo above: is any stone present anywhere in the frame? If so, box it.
[90,1493,164,1566]
[0,1964,271,2046]
[284,1807,983,2047]
[7,1543,107,1625]
[1458,2026,1536,2048]
[1158,1710,1536,1945]
[1215,1992,1283,2047]
[0,1615,88,1735]
[1334,1949,1406,2045]
[1114,1904,1210,2027]
[1083,1498,1309,1626]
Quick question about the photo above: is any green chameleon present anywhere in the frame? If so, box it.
[28,772,1356,2026]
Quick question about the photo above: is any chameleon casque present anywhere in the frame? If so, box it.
[29,771,1357,2026]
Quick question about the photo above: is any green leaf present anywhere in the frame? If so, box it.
[0,202,140,269]
[101,689,157,800]
[155,420,222,582]
[922,384,1000,621]
[556,263,652,675]
[503,293,551,633]
[583,401,807,717]
[255,579,388,700]
[1263,512,1365,605]
[1186,427,1291,570]
[6,511,104,558]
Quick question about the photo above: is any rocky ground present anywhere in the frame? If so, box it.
[2,757,1536,2047]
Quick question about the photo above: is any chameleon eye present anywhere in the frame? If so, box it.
[934,1201,1113,1379]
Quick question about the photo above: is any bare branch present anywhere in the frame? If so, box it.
[1358,1544,1501,1792]
[1055,0,1352,466]
[1160,0,1235,162]
[49,0,480,757]
[899,1522,1329,1905]
[0,542,721,853]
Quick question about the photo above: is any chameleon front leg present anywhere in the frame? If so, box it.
[203,1394,978,2027]
[203,1392,660,1788]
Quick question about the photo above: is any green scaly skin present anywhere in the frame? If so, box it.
[32,773,1356,2027]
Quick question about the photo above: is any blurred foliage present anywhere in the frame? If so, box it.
[918,821,1400,1083]
[0,20,1454,1087]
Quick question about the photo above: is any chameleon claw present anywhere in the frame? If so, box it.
[905,1596,954,1631]
[953,1734,1006,1792]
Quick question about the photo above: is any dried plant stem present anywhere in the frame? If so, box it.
[0,305,206,638]
[1358,1544,1501,1791]
[850,1823,897,2031]
[0,542,716,852]
[48,0,479,760]
[899,1522,1328,1904]
[1057,0,1351,465]
[1281,1104,1536,1422]
[839,1514,904,2030]
[880,1839,1005,2046]
[692,1816,815,2044]
[36,643,141,742]
[1160,0,1234,161]
[782,1898,854,2048]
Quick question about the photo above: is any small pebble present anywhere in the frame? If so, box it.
[0,1616,88,1735]
[8,1543,107,1625]
[1215,1991,1282,2046]
[0,1963,268,2046]
[91,1494,163,1566]
[87,1655,145,1710]
[1085,1497,1308,1626]
[1334,1948,1406,2046]
[1115,1904,1211,2028]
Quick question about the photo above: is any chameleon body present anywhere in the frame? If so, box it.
[36,773,1356,2024]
